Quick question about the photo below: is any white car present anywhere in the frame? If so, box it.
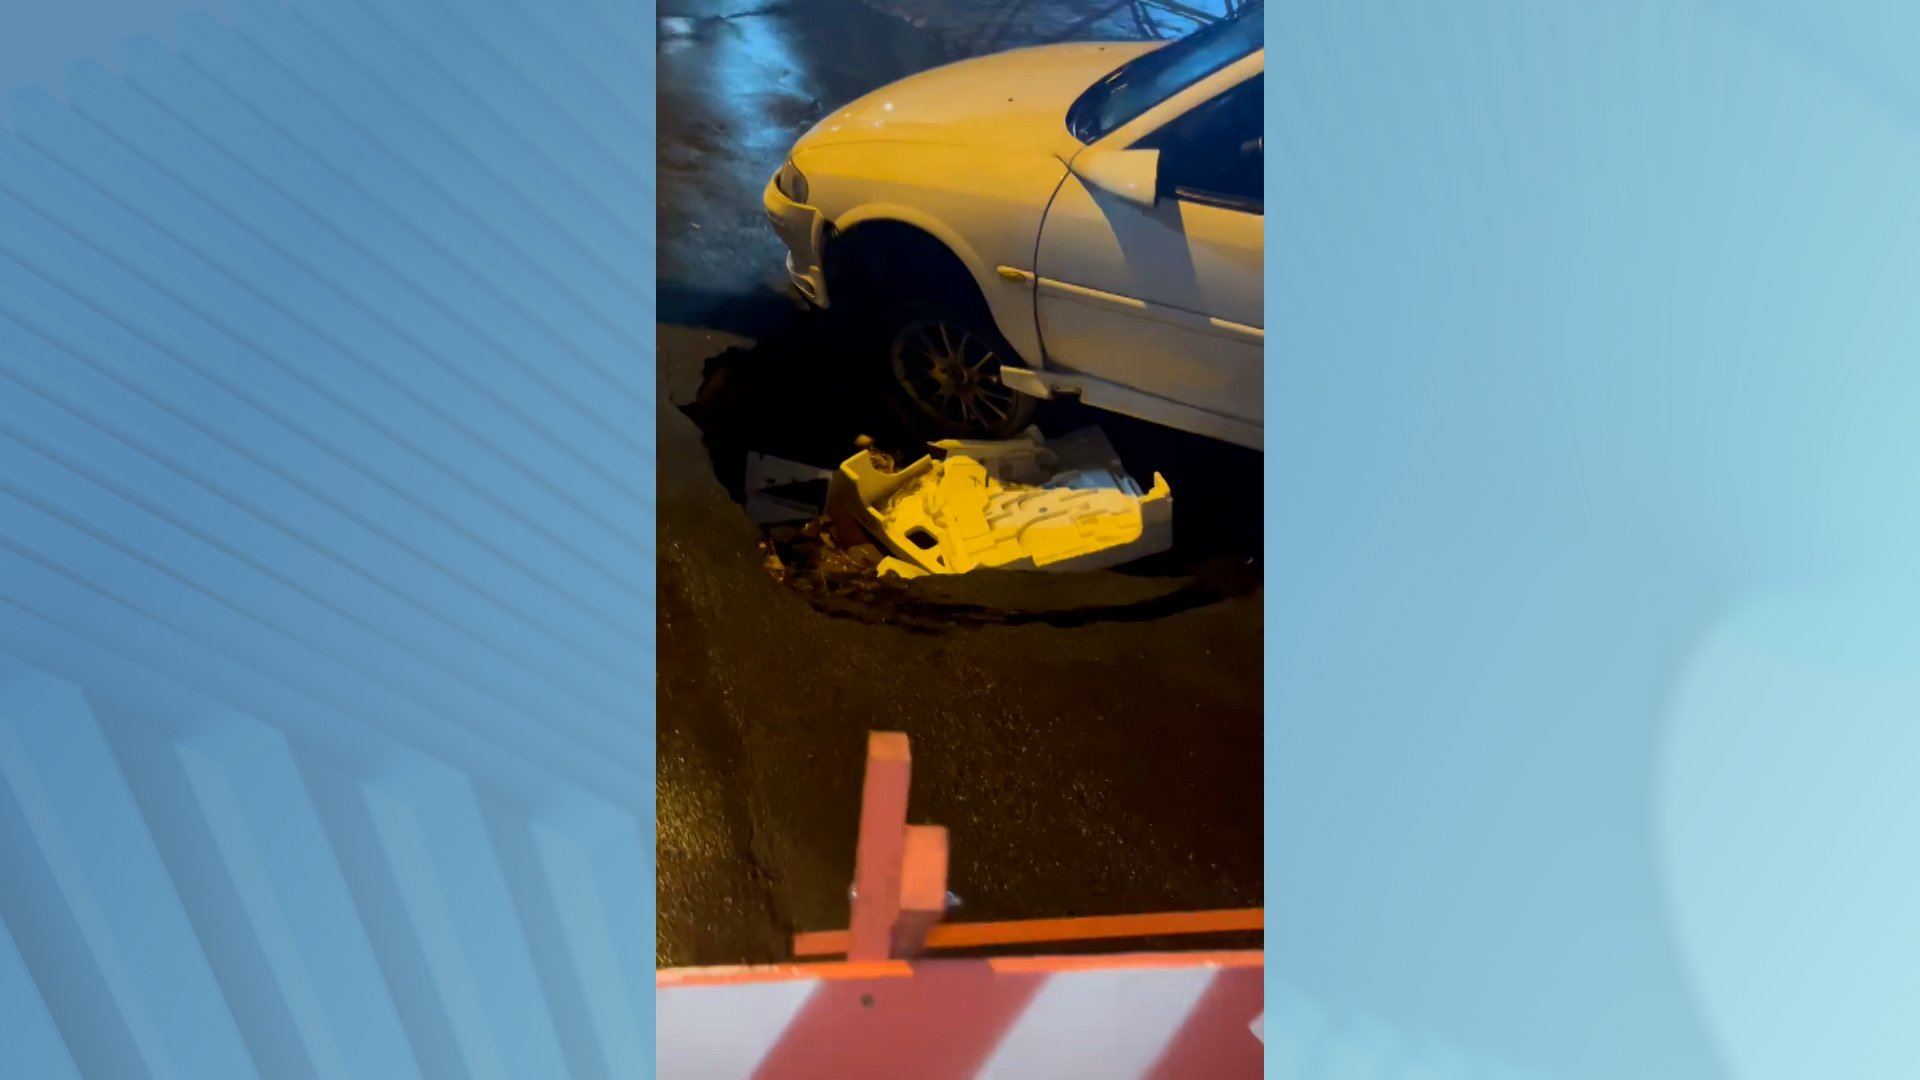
[763,7,1263,449]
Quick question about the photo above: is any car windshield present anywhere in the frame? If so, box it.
[1067,3,1265,144]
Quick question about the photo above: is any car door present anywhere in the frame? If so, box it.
[1035,69,1264,423]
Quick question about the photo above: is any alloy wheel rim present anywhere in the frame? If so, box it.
[889,320,1019,432]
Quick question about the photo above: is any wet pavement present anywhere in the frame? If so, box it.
[656,0,1263,967]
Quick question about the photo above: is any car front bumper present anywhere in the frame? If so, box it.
[762,174,829,307]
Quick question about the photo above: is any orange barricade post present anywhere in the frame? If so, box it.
[656,731,1266,1078]
[892,823,949,957]
[847,731,921,960]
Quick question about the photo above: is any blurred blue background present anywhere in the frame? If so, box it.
[0,1,234,109]
[0,0,651,1076]
[1268,1,1920,1077]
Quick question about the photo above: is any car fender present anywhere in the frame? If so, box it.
[800,142,1068,369]
[833,200,1047,370]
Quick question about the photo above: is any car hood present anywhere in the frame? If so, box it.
[794,42,1160,156]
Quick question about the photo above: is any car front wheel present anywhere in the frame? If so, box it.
[879,300,1038,440]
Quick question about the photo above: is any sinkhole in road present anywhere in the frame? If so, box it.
[679,298,1265,628]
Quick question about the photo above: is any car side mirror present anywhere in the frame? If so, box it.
[1069,147,1161,209]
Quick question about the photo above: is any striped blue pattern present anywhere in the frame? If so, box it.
[0,0,652,1076]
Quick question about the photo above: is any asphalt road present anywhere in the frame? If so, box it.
[655,0,1264,967]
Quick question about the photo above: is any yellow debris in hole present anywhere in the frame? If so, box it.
[825,427,1172,576]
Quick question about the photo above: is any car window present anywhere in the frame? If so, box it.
[1066,3,1264,144]
[1134,73,1263,211]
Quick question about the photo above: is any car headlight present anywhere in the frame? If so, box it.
[777,158,809,204]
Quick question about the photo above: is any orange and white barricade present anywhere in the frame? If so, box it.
[657,733,1265,1078]
[658,951,1263,1078]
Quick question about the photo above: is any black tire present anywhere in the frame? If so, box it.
[873,295,1040,441]
[827,226,1041,441]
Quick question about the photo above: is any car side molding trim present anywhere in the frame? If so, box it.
[1034,276,1263,345]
